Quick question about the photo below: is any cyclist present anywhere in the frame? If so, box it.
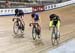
[29,12,41,36]
[49,14,61,35]
[15,9,24,18]
[13,9,25,31]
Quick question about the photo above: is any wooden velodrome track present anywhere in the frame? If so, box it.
[0,5,75,53]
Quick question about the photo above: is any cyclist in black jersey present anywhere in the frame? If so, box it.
[15,9,24,18]
[12,9,25,31]
[49,14,61,39]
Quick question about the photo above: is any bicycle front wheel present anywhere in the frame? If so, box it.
[51,31,56,45]
[32,28,36,40]
[51,26,57,45]
[51,26,60,45]
[13,22,19,34]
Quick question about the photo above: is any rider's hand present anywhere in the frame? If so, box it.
[12,16,16,21]
[12,18,14,21]
[29,23,31,27]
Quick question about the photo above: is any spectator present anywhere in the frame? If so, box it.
[5,0,11,8]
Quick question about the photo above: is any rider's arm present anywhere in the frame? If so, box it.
[49,20,53,29]
[29,23,33,27]
[12,16,16,21]
[29,23,37,27]
[57,20,61,30]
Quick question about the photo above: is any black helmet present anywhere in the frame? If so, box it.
[49,14,56,20]
[50,14,56,18]
[15,9,19,12]
[31,12,35,18]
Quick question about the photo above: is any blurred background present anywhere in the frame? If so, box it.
[0,0,70,8]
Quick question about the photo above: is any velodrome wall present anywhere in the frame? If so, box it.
[0,0,75,16]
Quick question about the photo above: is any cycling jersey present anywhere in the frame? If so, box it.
[52,17,59,26]
[49,16,61,29]
[34,13,39,22]
[49,20,60,29]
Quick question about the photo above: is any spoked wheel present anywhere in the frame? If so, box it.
[13,21,25,35]
[51,32,56,45]
[51,26,59,46]
[32,28,36,40]
[13,22,19,35]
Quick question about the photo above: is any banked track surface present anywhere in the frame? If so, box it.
[0,5,75,53]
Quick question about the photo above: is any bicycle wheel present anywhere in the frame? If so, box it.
[13,22,19,34]
[32,27,36,40]
[51,31,55,45]
[51,26,58,45]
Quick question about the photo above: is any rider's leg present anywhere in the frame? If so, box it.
[56,25,60,38]
[51,26,55,38]
[38,29,41,38]
[19,16,24,30]
[57,28,60,38]
[57,21,60,37]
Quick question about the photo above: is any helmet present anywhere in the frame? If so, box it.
[15,9,19,12]
[50,14,56,18]
[49,14,56,20]
[15,9,19,16]
[31,12,35,18]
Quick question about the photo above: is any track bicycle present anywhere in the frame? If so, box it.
[12,17,25,35]
[29,23,41,40]
[51,25,60,45]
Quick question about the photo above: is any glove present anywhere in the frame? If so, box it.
[29,23,31,27]
[12,18,14,21]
